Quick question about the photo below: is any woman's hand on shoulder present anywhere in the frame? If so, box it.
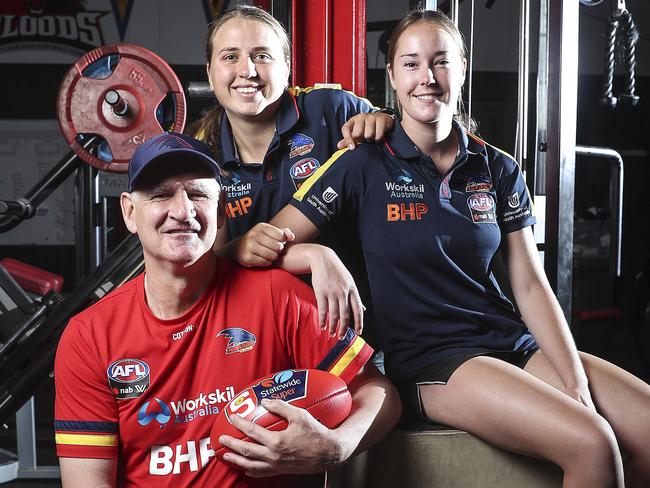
[234,223,295,267]
[337,112,394,150]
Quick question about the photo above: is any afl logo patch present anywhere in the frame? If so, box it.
[107,359,150,400]
[467,193,496,224]
[468,193,494,211]
[290,158,320,190]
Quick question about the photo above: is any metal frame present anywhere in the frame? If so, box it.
[291,0,367,95]
[15,399,60,479]
[538,0,579,317]
[575,146,624,277]
[515,0,531,172]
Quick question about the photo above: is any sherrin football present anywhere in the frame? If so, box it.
[211,369,352,463]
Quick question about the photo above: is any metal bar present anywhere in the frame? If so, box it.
[17,466,60,479]
[92,171,102,268]
[353,0,367,96]
[291,0,365,94]
[449,0,459,25]
[23,136,98,208]
[292,0,332,86]
[544,0,579,318]
[0,266,32,314]
[467,0,475,121]
[15,399,36,470]
[186,82,214,98]
[575,145,624,277]
[516,0,530,171]
[271,0,292,47]
[324,0,331,83]
[534,0,549,196]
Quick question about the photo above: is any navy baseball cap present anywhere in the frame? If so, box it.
[128,132,220,191]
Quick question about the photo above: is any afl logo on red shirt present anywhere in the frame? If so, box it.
[107,358,150,400]
[290,158,320,190]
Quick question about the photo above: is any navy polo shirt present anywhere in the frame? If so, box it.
[218,87,376,328]
[291,119,538,383]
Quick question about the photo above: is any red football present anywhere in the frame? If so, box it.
[211,369,352,463]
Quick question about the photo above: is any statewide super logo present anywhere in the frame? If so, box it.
[288,133,315,158]
[217,327,256,354]
[107,358,150,400]
[225,370,308,424]
[467,193,496,223]
[290,158,320,190]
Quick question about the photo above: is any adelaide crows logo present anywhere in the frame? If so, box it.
[288,133,314,158]
[217,328,257,354]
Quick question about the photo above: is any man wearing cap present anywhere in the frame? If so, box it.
[53,133,400,488]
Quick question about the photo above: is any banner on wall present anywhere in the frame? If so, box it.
[0,0,236,65]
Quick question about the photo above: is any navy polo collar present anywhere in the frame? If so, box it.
[219,90,301,169]
[384,118,487,162]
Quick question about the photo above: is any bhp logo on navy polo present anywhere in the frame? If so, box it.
[107,358,150,400]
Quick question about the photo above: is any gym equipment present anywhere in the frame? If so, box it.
[599,0,639,108]
[0,43,186,233]
[0,234,143,424]
[57,44,186,173]
[0,259,63,296]
[0,43,186,446]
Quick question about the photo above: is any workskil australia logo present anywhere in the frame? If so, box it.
[138,398,171,426]
[221,171,252,198]
[385,168,424,199]
[138,386,236,427]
